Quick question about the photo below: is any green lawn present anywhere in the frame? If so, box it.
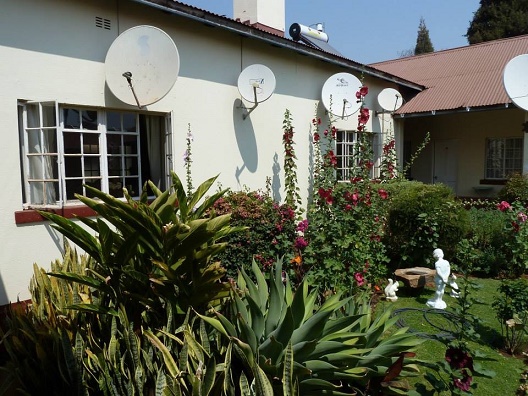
[376,278,525,395]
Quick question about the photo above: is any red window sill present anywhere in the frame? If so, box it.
[15,205,97,224]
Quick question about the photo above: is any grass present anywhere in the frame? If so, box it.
[376,278,526,395]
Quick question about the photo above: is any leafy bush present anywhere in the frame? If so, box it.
[498,173,528,205]
[457,208,508,277]
[383,181,470,269]
[495,200,528,276]
[493,279,528,354]
[304,180,391,292]
[212,190,297,278]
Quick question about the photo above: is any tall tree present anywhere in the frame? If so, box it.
[414,17,434,55]
[467,0,528,44]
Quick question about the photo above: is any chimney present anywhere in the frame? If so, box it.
[233,0,285,36]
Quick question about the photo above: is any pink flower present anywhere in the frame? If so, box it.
[355,86,368,99]
[518,212,528,223]
[497,201,511,211]
[354,272,365,286]
[294,236,308,250]
[296,219,309,233]
[378,189,388,200]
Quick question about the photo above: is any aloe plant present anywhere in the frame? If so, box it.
[198,259,423,395]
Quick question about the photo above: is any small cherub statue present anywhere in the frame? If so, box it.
[449,274,460,298]
[426,248,450,309]
[385,278,399,302]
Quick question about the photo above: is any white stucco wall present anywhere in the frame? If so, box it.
[0,0,400,304]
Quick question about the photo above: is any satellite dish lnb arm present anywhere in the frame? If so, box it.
[242,83,259,120]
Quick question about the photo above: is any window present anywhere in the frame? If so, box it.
[19,102,171,206]
[335,130,381,180]
[485,137,522,179]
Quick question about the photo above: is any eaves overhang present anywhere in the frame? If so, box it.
[129,0,424,92]
[393,102,514,119]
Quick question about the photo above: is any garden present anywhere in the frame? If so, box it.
[1,87,528,395]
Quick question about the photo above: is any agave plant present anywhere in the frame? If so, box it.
[198,259,423,395]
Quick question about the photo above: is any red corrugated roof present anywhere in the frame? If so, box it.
[370,35,528,115]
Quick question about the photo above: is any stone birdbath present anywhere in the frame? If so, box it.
[394,267,436,293]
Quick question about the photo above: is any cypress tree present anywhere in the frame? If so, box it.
[415,17,434,55]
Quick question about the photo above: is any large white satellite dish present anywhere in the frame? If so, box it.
[503,54,528,111]
[378,88,403,112]
[321,72,362,118]
[105,25,180,107]
[237,64,276,119]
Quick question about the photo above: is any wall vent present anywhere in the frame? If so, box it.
[95,16,111,30]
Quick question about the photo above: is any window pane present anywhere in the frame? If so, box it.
[82,110,98,130]
[107,112,121,131]
[84,157,100,176]
[108,157,122,176]
[65,157,82,177]
[108,178,123,197]
[64,132,81,154]
[123,113,136,132]
[64,108,80,129]
[83,133,99,154]
[27,104,40,128]
[125,177,139,196]
[27,130,41,153]
[66,179,83,200]
[42,104,56,128]
[43,129,57,153]
[125,156,138,175]
[107,134,122,154]
[85,179,101,197]
[123,135,138,154]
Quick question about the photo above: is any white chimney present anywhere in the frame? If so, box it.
[233,0,285,36]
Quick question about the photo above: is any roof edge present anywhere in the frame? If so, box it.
[129,0,424,91]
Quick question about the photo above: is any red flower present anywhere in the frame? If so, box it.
[378,189,388,199]
[354,272,365,286]
[497,201,511,211]
[318,187,334,205]
[358,107,370,124]
[313,132,320,142]
[355,86,368,99]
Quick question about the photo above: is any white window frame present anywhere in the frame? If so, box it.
[19,101,172,208]
[335,130,381,181]
[485,137,523,179]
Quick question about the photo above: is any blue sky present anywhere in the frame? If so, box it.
[180,0,480,64]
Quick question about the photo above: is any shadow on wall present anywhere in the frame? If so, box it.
[0,271,10,306]
[233,99,258,187]
[272,153,281,202]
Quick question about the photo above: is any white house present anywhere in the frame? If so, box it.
[0,0,421,305]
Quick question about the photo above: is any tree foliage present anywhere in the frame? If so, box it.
[415,17,434,55]
[467,0,528,44]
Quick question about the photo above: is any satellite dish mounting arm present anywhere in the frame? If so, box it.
[243,82,259,120]
[122,72,142,109]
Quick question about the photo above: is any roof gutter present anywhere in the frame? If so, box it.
[128,0,424,91]
[394,103,513,118]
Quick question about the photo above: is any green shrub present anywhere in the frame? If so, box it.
[498,173,528,204]
[212,190,297,279]
[493,279,528,354]
[457,208,508,277]
[383,181,470,269]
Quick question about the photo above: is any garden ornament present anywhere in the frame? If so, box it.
[426,248,450,309]
[449,274,460,298]
[384,278,399,302]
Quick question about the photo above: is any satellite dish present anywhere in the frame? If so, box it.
[378,88,403,112]
[503,54,528,111]
[321,72,362,118]
[237,64,276,119]
[105,25,180,107]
